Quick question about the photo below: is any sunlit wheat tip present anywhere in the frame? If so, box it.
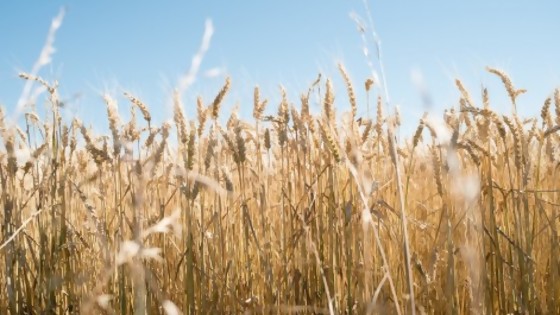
[486,67,526,109]
[338,63,357,119]
[323,79,335,124]
[211,76,231,120]
[124,91,151,123]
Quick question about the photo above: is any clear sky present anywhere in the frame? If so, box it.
[1,1,559,134]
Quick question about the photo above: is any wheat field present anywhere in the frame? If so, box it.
[0,66,559,314]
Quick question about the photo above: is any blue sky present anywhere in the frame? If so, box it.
[1,1,559,134]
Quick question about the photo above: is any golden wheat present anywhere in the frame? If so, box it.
[1,68,559,315]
